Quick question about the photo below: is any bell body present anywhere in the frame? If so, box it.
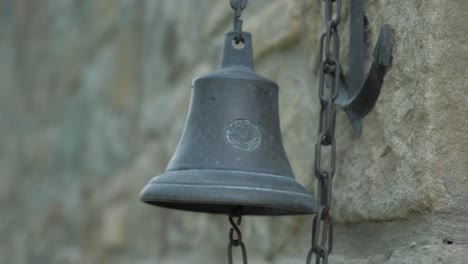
[140,32,315,215]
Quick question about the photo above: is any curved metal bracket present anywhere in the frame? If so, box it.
[329,0,394,137]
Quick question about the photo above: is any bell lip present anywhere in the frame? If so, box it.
[139,169,316,216]
[192,66,277,88]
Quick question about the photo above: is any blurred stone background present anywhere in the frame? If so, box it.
[0,0,467,263]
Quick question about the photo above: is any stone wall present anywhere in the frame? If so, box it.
[1,0,467,263]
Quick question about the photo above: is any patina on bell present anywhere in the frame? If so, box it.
[140,31,316,215]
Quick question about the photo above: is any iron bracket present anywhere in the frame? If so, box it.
[329,0,393,137]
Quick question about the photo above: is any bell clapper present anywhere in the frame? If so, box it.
[227,208,248,264]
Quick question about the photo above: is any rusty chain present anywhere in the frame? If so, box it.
[306,0,341,263]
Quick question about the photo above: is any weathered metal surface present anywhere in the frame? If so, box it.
[331,0,394,137]
[140,31,315,215]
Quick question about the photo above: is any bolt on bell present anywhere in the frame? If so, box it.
[140,31,316,216]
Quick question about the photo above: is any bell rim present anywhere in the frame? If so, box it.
[193,66,277,85]
[140,169,316,216]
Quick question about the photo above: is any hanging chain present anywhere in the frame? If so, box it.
[306,0,341,263]
[227,210,248,264]
[230,0,248,43]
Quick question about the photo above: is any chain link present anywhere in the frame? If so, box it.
[227,210,248,264]
[230,0,248,43]
[306,0,341,263]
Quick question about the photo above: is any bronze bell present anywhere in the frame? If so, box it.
[140,31,316,215]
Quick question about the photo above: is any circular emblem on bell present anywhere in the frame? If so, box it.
[226,120,261,152]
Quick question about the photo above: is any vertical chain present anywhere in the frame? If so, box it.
[227,210,248,264]
[230,0,248,43]
[306,0,341,263]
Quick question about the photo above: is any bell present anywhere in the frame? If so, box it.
[140,32,316,215]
